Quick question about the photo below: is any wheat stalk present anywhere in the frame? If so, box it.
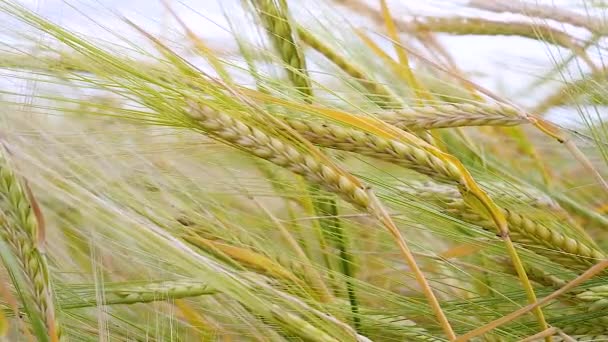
[0,145,61,340]
[251,0,355,309]
[296,27,401,109]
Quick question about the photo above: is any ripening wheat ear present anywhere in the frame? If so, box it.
[469,0,606,35]
[0,144,61,340]
[401,182,605,270]
[376,102,527,130]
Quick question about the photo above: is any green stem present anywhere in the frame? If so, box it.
[310,185,360,330]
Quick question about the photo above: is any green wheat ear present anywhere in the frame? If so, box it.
[0,145,61,340]
[252,0,312,99]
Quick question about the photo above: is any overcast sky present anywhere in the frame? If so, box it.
[7,0,608,126]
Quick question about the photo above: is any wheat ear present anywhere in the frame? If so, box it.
[252,0,312,98]
[532,69,607,114]
[63,280,217,308]
[403,182,605,270]
[283,118,472,183]
[402,17,598,72]
[0,145,61,340]
[403,17,578,49]
[497,257,568,288]
[271,98,548,334]
[375,102,527,130]
[469,0,606,35]
[268,304,341,342]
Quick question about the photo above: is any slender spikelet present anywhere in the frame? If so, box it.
[252,0,312,98]
[362,315,445,342]
[533,69,608,114]
[375,102,527,130]
[400,181,562,212]
[402,17,585,52]
[402,16,598,72]
[63,280,217,308]
[401,182,605,270]
[520,262,568,289]
[296,27,401,109]
[0,145,61,340]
